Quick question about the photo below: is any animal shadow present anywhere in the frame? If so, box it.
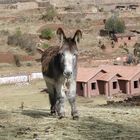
[21,109,51,118]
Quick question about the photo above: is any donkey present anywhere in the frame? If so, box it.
[40,28,82,119]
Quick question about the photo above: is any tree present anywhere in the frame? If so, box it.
[105,16,125,33]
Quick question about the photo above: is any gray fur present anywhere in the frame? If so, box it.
[41,28,82,119]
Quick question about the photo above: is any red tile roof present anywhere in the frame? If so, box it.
[77,65,140,83]
[99,65,140,80]
[97,73,122,81]
[77,67,106,82]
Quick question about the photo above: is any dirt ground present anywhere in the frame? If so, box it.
[0,5,140,140]
[0,80,140,140]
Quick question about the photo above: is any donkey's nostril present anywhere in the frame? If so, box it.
[63,71,72,78]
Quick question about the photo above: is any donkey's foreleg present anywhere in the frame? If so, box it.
[67,81,79,120]
[49,92,57,115]
[55,84,66,119]
[45,82,56,115]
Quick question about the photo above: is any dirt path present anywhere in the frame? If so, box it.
[0,80,140,140]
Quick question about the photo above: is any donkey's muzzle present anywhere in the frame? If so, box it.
[63,71,72,78]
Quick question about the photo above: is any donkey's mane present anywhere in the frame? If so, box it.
[41,45,60,70]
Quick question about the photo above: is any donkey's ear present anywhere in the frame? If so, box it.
[73,30,82,44]
[37,47,44,54]
[56,28,66,43]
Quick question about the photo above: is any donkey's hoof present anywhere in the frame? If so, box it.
[50,111,56,116]
[58,113,65,119]
[58,116,64,119]
[73,115,79,120]
[51,113,56,116]
[72,111,79,120]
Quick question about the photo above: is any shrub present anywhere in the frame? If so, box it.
[0,29,9,36]
[105,15,125,33]
[40,28,54,40]
[41,5,57,22]
[26,62,32,67]
[98,7,104,12]
[75,18,81,24]
[13,54,21,67]
[7,32,38,55]
[42,43,50,49]
[15,27,22,36]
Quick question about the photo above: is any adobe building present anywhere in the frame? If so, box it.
[77,67,107,97]
[113,32,138,47]
[77,66,140,97]
[101,65,140,96]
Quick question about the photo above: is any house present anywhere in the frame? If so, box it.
[115,5,127,11]
[128,4,139,10]
[101,65,140,96]
[76,67,107,97]
[113,32,137,47]
[77,66,140,97]
[96,72,122,97]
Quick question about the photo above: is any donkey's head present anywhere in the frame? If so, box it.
[57,28,82,79]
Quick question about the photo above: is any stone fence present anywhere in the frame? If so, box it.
[0,0,34,4]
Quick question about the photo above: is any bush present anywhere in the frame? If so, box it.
[15,27,22,36]
[13,54,21,67]
[105,16,125,33]
[41,5,57,22]
[7,32,39,55]
[40,28,54,40]
[0,29,9,36]
[42,43,50,49]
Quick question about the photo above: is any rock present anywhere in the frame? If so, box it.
[33,133,38,139]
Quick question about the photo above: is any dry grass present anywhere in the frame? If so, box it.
[0,80,140,140]
[0,5,140,140]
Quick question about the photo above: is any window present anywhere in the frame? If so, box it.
[113,82,117,89]
[91,83,96,90]
[80,83,83,90]
[128,36,131,40]
[134,81,138,88]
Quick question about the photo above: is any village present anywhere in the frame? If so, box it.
[0,0,140,139]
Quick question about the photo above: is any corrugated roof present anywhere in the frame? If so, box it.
[76,67,106,82]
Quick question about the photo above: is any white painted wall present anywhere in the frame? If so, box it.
[0,72,43,85]
[0,75,28,84]
[30,72,43,80]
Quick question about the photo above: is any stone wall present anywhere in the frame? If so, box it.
[0,0,139,7]
[49,0,140,7]
[0,0,34,4]
[16,2,38,10]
